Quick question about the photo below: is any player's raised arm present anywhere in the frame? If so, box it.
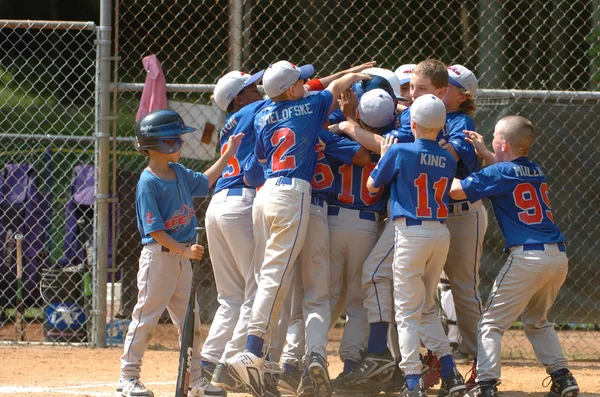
[203,133,244,187]
[326,72,371,113]
[308,61,376,90]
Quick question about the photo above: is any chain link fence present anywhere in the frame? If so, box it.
[1,0,600,358]
[0,20,98,344]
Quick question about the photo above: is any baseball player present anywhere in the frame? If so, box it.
[394,63,416,108]
[337,60,485,390]
[279,129,371,397]
[439,64,488,388]
[449,116,579,397]
[327,89,395,387]
[367,95,466,397]
[116,109,242,397]
[333,60,447,390]
[200,70,267,389]
[226,60,368,397]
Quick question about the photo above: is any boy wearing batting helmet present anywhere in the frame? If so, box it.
[450,116,579,397]
[116,109,243,397]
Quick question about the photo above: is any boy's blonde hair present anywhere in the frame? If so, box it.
[458,90,477,117]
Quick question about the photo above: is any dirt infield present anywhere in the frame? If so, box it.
[1,326,599,396]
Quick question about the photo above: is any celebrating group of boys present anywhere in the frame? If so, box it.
[117,58,580,397]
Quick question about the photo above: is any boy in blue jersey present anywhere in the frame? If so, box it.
[201,69,268,390]
[326,89,396,391]
[278,130,371,397]
[117,109,242,397]
[367,95,466,397]
[435,64,488,384]
[226,60,368,397]
[449,116,579,397]
[335,59,453,390]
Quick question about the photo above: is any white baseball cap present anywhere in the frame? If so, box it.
[410,94,446,129]
[362,67,401,99]
[394,64,416,86]
[358,88,395,129]
[447,64,478,95]
[263,61,315,99]
[213,70,265,111]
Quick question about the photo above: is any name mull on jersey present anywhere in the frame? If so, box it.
[513,164,544,177]
[257,103,314,128]
[164,203,195,230]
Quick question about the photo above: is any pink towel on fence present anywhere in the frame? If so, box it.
[135,54,167,122]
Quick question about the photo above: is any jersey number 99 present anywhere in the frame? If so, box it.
[513,182,554,224]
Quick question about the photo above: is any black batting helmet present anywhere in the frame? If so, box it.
[134,109,197,155]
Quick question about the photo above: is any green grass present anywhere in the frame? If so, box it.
[4,307,44,321]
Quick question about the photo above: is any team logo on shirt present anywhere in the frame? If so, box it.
[145,211,156,225]
[164,203,195,230]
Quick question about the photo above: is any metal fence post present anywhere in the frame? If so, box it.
[229,0,243,71]
[93,0,113,347]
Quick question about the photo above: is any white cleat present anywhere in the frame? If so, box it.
[226,350,265,397]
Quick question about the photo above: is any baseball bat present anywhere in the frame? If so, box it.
[175,227,205,397]
[15,233,25,342]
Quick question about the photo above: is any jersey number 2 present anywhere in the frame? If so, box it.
[414,173,449,218]
[271,128,296,171]
[513,182,554,224]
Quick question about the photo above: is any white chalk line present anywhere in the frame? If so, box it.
[0,381,174,396]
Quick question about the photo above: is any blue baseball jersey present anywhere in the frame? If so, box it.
[254,91,333,182]
[214,99,270,193]
[312,130,362,197]
[460,157,565,251]
[444,111,479,180]
[370,139,457,220]
[328,108,346,125]
[330,152,387,213]
[136,163,209,245]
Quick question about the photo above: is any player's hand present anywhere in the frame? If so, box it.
[329,121,353,135]
[380,135,397,157]
[345,61,377,74]
[349,72,372,83]
[338,89,358,119]
[438,139,459,161]
[317,138,326,152]
[223,133,244,158]
[182,244,204,260]
[463,130,488,157]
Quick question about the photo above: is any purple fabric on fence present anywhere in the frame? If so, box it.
[72,164,95,206]
[59,165,113,273]
[0,164,51,305]
[4,164,31,204]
